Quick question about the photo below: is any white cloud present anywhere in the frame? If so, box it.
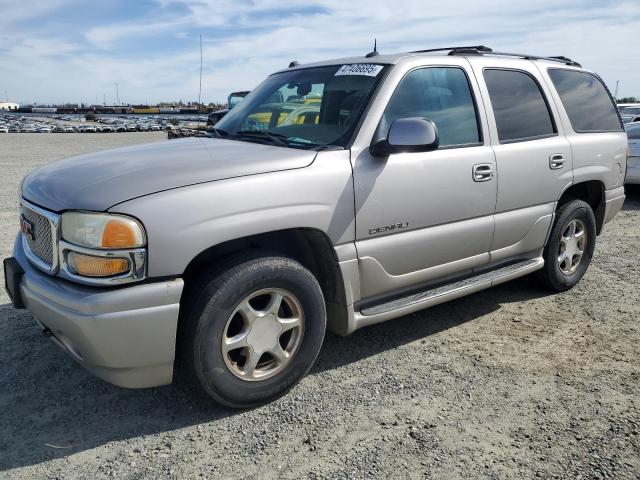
[0,0,639,104]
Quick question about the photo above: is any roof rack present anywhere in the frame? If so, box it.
[410,45,581,68]
[411,45,492,54]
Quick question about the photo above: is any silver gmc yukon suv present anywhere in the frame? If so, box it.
[4,46,627,407]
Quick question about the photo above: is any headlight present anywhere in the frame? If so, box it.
[61,212,145,249]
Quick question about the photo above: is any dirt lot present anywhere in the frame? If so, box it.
[1,133,639,479]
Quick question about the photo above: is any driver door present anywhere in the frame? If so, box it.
[352,62,497,300]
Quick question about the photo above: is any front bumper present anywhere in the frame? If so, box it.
[626,156,640,184]
[10,235,183,388]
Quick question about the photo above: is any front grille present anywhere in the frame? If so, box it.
[21,205,55,266]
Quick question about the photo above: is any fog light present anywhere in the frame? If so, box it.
[67,252,130,277]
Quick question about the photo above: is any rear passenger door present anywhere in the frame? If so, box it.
[468,58,573,262]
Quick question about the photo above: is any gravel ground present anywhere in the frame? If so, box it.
[1,133,639,479]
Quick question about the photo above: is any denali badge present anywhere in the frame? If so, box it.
[20,214,35,241]
[369,222,409,235]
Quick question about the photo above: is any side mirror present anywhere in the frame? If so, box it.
[370,117,439,156]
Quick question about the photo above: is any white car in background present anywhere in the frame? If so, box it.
[626,123,640,184]
[620,106,640,124]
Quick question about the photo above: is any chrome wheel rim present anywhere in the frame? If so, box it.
[221,288,304,382]
[558,219,587,275]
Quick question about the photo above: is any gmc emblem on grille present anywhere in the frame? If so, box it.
[20,214,35,241]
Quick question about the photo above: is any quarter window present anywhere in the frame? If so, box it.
[484,69,556,143]
[381,67,481,148]
[548,69,622,133]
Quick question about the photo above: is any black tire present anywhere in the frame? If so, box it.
[179,254,326,408]
[538,199,596,292]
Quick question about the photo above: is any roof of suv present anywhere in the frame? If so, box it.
[280,45,583,73]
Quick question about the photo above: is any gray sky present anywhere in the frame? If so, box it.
[1,0,638,105]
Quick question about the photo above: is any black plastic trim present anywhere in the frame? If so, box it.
[4,257,26,309]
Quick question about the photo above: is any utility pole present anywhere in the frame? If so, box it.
[103,93,106,106]
[114,82,120,106]
[614,80,619,100]
[198,34,203,107]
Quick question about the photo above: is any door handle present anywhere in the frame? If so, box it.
[549,153,565,169]
[472,163,495,182]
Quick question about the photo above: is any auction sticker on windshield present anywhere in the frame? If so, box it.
[335,64,383,77]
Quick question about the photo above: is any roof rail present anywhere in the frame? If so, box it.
[410,45,581,68]
[410,45,493,54]
[463,50,582,67]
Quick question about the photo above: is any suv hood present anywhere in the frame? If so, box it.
[21,137,317,212]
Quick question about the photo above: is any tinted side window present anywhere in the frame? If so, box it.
[382,67,481,147]
[483,69,556,143]
[548,69,622,133]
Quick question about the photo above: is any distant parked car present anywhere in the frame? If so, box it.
[206,91,251,127]
[206,109,228,127]
[626,123,640,184]
[0,126,8,133]
[621,106,640,124]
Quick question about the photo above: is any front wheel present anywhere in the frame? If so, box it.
[537,199,596,292]
[180,254,326,408]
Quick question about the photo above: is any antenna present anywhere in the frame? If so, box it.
[114,82,120,106]
[365,38,379,58]
[198,34,203,107]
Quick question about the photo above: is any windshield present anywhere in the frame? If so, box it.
[214,64,387,149]
[622,107,640,115]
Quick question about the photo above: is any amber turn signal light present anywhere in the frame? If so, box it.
[67,252,130,277]
[102,218,141,248]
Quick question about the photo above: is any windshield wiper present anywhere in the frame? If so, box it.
[233,130,289,147]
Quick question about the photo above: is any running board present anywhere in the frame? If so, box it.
[353,257,544,330]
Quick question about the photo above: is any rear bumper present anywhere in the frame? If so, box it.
[626,156,640,184]
[602,186,626,226]
[12,235,183,388]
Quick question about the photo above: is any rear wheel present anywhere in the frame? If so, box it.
[180,254,326,408]
[538,199,596,292]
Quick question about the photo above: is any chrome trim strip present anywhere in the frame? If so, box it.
[20,198,60,274]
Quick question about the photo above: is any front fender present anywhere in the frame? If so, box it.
[109,150,355,278]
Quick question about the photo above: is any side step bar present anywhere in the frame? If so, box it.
[353,257,544,330]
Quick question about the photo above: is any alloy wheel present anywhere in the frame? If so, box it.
[221,288,304,381]
[557,219,587,275]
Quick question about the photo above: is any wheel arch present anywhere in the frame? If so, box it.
[557,180,606,234]
[180,228,349,335]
